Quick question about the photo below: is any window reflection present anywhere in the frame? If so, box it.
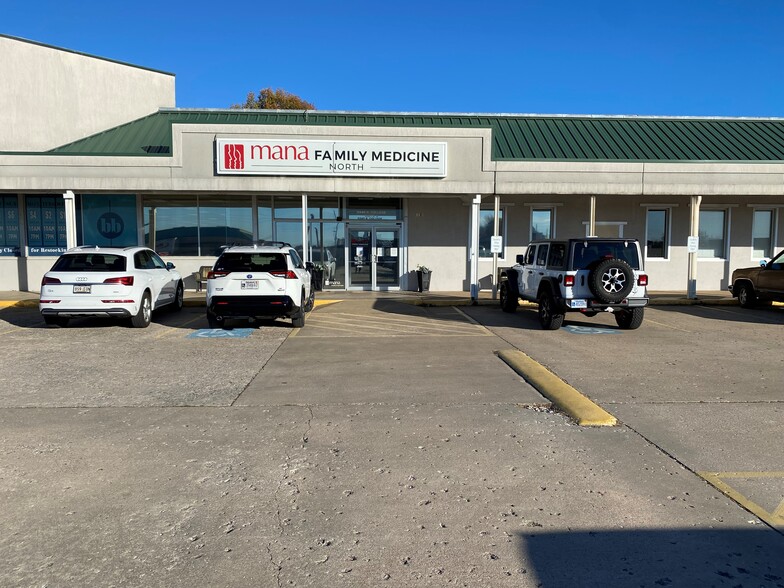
[698,210,726,259]
[752,210,773,258]
[531,209,552,240]
[646,209,667,258]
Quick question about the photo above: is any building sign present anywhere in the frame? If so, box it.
[81,194,138,247]
[216,139,447,178]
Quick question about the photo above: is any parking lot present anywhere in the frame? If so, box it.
[0,295,783,587]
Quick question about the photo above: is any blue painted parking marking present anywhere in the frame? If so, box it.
[562,325,620,335]
[187,328,255,339]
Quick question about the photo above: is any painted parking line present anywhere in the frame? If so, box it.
[699,471,784,528]
[153,314,205,339]
[301,310,491,338]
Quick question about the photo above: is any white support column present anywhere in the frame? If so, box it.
[62,190,77,249]
[469,194,482,301]
[301,194,308,262]
[588,195,596,237]
[492,194,500,299]
[688,195,702,299]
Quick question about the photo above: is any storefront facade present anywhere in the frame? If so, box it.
[2,38,784,295]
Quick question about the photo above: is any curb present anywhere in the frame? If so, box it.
[497,349,617,427]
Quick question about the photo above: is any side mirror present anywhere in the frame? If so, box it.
[305,261,314,270]
[516,254,526,264]
[166,262,176,270]
[759,258,771,267]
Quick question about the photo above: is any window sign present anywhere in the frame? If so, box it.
[26,195,67,256]
[1,195,20,256]
[81,194,137,247]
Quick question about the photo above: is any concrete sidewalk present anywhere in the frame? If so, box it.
[0,288,737,309]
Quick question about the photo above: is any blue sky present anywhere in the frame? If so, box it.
[4,0,784,117]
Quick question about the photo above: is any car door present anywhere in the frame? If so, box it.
[756,250,784,295]
[288,249,312,302]
[523,244,548,296]
[149,251,177,303]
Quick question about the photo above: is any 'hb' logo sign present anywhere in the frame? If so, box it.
[224,144,245,170]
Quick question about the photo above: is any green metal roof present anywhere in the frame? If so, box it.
[43,109,784,162]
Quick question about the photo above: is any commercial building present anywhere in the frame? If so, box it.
[2,34,783,294]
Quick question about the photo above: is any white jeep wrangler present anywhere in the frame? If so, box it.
[499,238,649,330]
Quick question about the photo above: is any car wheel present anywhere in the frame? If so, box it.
[207,312,224,329]
[737,283,756,308]
[538,293,564,330]
[292,293,306,328]
[130,292,152,328]
[172,281,184,312]
[589,258,635,303]
[500,282,518,313]
[43,315,69,327]
[615,307,645,329]
[304,284,315,313]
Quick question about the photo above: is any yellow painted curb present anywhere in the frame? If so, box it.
[0,299,38,309]
[314,299,342,308]
[497,349,617,427]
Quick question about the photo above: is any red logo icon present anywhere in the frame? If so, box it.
[224,144,245,170]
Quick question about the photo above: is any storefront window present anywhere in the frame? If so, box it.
[25,195,68,255]
[531,209,553,240]
[143,195,252,256]
[698,210,727,259]
[0,195,20,256]
[198,195,252,256]
[274,196,303,220]
[308,197,341,221]
[257,196,273,242]
[81,194,138,247]
[752,209,774,259]
[646,209,669,259]
[274,221,303,251]
[144,195,198,255]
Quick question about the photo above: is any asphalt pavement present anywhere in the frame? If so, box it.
[0,289,782,587]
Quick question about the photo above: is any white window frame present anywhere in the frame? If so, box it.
[698,207,732,260]
[644,206,673,261]
[530,207,555,241]
[750,207,777,260]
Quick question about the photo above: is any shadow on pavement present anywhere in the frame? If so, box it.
[521,528,784,587]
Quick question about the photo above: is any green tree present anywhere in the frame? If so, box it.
[231,87,315,110]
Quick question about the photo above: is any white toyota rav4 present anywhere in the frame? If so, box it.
[206,242,314,329]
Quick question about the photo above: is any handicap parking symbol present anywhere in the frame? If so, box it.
[187,328,255,339]
[562,325,620,335]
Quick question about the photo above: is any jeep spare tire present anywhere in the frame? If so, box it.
[589,258,635,303]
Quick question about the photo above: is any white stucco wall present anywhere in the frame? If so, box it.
[0,35,175,152]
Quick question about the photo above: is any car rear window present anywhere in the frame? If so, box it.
[50,253,126,272]
[572,241,640,270]
[215,253,287,272]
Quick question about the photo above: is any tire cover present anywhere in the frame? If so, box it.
[588,258,635,303]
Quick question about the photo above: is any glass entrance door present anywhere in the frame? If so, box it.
[348,226,401,290]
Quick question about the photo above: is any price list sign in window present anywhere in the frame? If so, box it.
[1,195,21,256]
[26,195,67,255]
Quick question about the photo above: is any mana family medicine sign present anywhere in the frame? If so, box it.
[216,139,447,178]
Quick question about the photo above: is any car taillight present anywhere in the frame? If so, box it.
[564,275,575,287]
[638,274,648,287]
[103,276,134,286]
[270,270,298,279]
[41,276,61,286]
[208,270,230,279]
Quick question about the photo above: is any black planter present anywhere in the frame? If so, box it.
[416,270,431,292]
[312,268,324,291]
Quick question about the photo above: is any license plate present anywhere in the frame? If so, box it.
[240,280,259,290]
[73,285,91,294]
[569,299,587,309]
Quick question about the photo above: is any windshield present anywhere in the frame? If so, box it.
[215,253,287,272]
[50,253,126,272]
